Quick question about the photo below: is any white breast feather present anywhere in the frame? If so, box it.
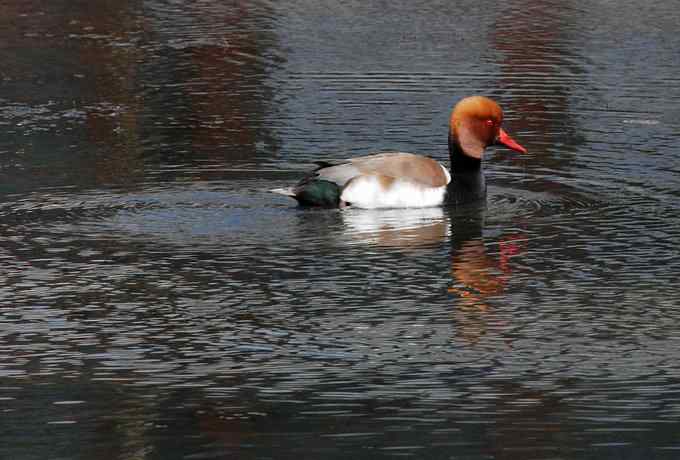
[441,163,451,184]
[340,176,447,209]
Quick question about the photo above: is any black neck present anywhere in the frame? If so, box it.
[447,133,486,205]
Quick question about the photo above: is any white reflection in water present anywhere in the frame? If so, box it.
[341,206,448,248]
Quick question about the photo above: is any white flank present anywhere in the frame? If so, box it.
[340,176,447,209]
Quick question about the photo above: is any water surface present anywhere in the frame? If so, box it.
[2,0,680,459]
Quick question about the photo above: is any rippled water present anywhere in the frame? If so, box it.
[2,0,680,459]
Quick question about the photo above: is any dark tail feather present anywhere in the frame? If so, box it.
[271,180,341,207]
[296,180,341,207]
[314,160,337,170]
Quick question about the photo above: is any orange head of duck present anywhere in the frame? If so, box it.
[449,96,527,160]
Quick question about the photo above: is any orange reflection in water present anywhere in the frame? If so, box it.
[449,232,527,344]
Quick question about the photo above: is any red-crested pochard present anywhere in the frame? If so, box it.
[272,96,527,208]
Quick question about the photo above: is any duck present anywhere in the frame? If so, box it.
[271,96,527,208]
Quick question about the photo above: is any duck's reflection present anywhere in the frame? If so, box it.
[341,207,449,248]
[449,208,524,303]
[448,209,527,344]
[340,205,527,345]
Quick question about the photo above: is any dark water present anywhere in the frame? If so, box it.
[2,0,680,458]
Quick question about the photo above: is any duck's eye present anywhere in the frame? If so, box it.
[484,119,495,127]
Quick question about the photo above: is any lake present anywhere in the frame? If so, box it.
[1,0,680,459]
